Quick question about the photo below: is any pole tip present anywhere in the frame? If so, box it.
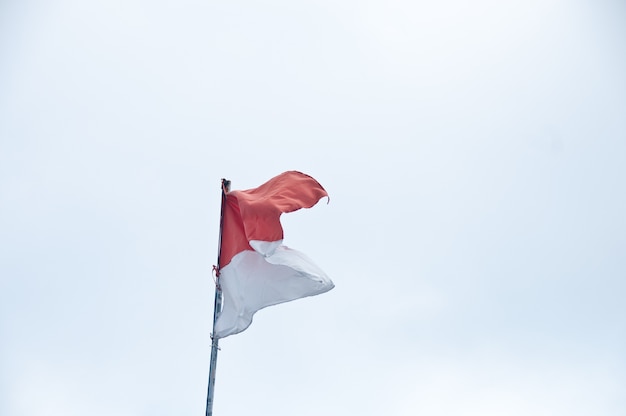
[222,179,231,193]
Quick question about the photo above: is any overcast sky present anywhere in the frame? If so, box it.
[1,0,625,415]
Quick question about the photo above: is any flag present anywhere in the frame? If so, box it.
[213,171,334,339]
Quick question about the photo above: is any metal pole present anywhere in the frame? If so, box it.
[205,286,222,416]
[205,179,230,416]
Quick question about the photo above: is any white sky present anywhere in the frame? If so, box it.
[1,0,625,415]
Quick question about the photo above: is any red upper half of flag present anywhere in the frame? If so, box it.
[218,171,328,270]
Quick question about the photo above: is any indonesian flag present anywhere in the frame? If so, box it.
[213,171,334,339]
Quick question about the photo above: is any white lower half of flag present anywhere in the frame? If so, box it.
[213,244,334,339]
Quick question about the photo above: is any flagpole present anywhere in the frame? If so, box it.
[205,178,230,416]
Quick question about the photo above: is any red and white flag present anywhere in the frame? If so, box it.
[213,171,334,339]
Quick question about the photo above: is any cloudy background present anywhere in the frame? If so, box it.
[1,0,625,415]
